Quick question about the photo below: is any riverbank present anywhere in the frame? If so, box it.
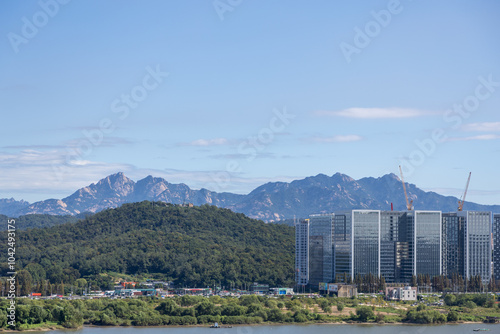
[1,294,498,331]
[2,321,497,333]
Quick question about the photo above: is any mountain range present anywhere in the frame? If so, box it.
[2,172,499,221]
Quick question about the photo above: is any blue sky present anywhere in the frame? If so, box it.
[1,0,500,205]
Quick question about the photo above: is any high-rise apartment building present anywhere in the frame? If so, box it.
[493,214,500,281]
[295,219,309,286]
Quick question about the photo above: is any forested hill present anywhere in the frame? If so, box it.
[0,213,89,230]
[4,202,294,289]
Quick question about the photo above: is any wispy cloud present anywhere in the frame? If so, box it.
[3,137,134,151]
[66,136,134,148]
[445,134,500,142]
[181,138,230,147]
[0,148,308,202]
[314,107,428,119]
[307,135,363,143]
[2,144,66,150]
[0,149,136,201]
[462,122,500,132]
[208,152,277,160]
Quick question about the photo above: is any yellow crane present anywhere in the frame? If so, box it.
[399,165,413,211]
[458,172,471,211]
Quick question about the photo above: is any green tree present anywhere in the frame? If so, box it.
[444,294,457,306]
[75,278,87,295]
[463,300,477,309]
[28,305,47,324]
[17,270,33,296]
[196,300,216,316]
[447,311,459,322]
[24,263,46,284]
[155,299,179,316]
[356,306,374,322]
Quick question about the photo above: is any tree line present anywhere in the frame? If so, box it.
[342,273,499,294]
[2,293,499,330]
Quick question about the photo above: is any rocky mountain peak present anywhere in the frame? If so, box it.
[1,171,499,221]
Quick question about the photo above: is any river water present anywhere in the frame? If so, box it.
[38,324,499,334]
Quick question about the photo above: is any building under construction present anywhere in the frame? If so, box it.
[295,171,495,287]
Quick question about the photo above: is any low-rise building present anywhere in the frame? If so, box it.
[269,288,294,295]
[114,288,159,297]
[385,286,417,301]
[176,288,212,295]
[319,283,357,298]
[249,283,269,294]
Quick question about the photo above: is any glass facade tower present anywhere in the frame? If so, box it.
[494,214,500,281]
[352,210,380,278]
[462,211,492,284]
[380,211,413,283]
[333,210,380,281]
[442,213,466,278]
[308,214,335,285]
[333,213,351,282]
[414,211,442,277]
[296,208,497,287]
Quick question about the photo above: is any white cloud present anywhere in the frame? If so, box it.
[462,122,500,132]
[308,135,363,143]
[0,149,301,202]
[445,134,500,142]
[183,138,229,146]
[314,107,428,119]
[0,149,136,201]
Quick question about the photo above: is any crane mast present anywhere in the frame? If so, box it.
[399,165,413,211]
[458,172,471,211]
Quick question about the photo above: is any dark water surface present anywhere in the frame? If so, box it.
[37,323,500,334]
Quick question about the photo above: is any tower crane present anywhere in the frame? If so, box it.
[458,172,471,212]
[399,165,413,211]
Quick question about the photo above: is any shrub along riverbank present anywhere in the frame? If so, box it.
[1,294,499,330]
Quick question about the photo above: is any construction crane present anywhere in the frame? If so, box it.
[458,172,471,211]
[399,165,413,211]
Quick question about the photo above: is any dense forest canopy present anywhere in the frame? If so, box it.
[0,202,295,289]
[0,213,89,231]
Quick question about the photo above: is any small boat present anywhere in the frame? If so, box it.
[473,329,490,332]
